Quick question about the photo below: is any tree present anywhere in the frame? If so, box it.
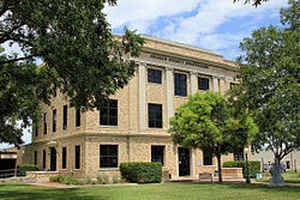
[230,0,300,186]
[169,92,258,182]
[0,0,144,146]
[233,0,270,7]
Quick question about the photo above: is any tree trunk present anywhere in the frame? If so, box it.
[217,153,223,183]
[269,156,285,187]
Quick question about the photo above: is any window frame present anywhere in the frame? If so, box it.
[174,72,187,97]
[148,68,162,84]
[99,99,118,126]
[148,103,163,128]
[151,145,165,166]
[100,145,119,168]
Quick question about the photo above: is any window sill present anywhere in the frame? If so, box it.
[73,169,81,171]
[98,168,119,171]
[174,95,188,98]
[99,125,119,128]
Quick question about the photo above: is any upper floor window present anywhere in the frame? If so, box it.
[174,73,187,96]
[52,109,56,132]
[75,108,81,127]
[151,146,165,166]
[34,122,38,137]
[198,77,209,91]
[148,68,162,84]
[148,103,163,128]
[100,100,118,126]
[203,151,213,166]
[63,105,68,130]
[43,113,47,135]
[100,145,118,168]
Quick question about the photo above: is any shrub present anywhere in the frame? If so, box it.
[96,174,110,184]
[112,175,119,184]
[62,177,83,185]
[223,160,261,178]
[120,162,162,183]
[83,176,93,184]
[17,164,40,176]
[49,175,65,183]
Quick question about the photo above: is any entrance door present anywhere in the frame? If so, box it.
[50,147,57,171]
[178,147,190,176]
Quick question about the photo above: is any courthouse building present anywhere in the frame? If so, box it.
[18,35,240,179]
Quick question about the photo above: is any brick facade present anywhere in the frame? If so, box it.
[18,35,240,180]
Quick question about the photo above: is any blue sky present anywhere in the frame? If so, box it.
[0,0,289,149]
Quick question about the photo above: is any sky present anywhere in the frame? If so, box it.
[0,0,289,149]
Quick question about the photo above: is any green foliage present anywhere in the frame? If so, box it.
[233,0,270,7]
[112,175,119,184]
[120,162,162,183]
[223,161,261,178]
[96,174,110,184]
[169,91,258,182]
[0,0,144,146]
[230,0,300,170]
[62,177,83,185]
[17,164,40,176]
[83,176,93,185]
[49,175,65,183]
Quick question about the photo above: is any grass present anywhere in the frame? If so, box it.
[0,183,300,200]
[257,171,300,183]
[256,178,300,184]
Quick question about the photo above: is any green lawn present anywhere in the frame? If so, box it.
[0,183,300,200]
[256,178,300,184]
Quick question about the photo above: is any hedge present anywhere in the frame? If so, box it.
[17,164,40,176]
[120,162,162,183]
[223,160,260,178]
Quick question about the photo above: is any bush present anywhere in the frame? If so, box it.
[83,176,93,184]
[49,175,65,183]
[96,174,110,184]
[17,164,40,176]
[120,162,162,183]
[112,175,119,184]
[62,177,83,185]
[223,160,261,178]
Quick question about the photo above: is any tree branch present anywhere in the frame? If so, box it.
[0,54,38,65]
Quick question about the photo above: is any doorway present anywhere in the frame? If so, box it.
[178,147,190,176]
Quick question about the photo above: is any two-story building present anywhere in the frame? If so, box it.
[18,35,240,179]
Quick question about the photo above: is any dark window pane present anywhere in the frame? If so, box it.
[148,69,162,84]
[203,151,213,166]
[100,100,118,126]
[43,113,47,135]
[151,146,165,166]
[42,149,46,169]
[52,109,56,132]
[76,109,81,127]
[75,145,80,169]
[198,77,210,90]
[100,145,118,168]
[34,151,38,165]
[175,73,187,96]
[148,104,163,128]
[234,150,244,161]
[62,147,67,169]
[63,105,68,130]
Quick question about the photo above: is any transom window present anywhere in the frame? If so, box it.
[99,99,118,126]
[203,151,213,166]
[148,68,162,84]
[198,77,210,90]
[174,73,187,96]
[151,146,165,166]
[148,103,163,128]
[100,145,118,168]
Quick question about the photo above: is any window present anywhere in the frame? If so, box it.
[63,105,68,130]
[100,100,118,126]
[174,73,187,96]
[151,146,165,166]
[62,147,67,169]
[43,113,47,135]
[148,103,163,128]
[34,151,38,165]
[52,109,56,132]
[75,145,80,169]
[148,68,162,84]
[198,77,209,90]
[35,122,38,137]
[234,150,244,161]
[75,108,81,127]
[203,151,213,166]
[100,145,118,168]
[42,149,46,169]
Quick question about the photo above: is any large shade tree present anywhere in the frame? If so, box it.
[169,92,258,182]
[0,0,144,146]
[230,0,300,186]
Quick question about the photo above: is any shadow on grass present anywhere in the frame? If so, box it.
[0,187,108,200]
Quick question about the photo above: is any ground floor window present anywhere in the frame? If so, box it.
[34,151,38,166]
[62,147,67,169]
[203,151,213,166]
[100,145,118,168]
[42,149,46,169]
[151,146,165,166]
[75,145,80,169]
